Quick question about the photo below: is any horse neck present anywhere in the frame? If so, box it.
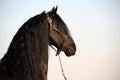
[0,13,49,80]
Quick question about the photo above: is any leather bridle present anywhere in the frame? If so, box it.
[47,13,68,80]
[47,14,69,56]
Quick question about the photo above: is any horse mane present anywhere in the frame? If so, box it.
[0,11,49,80]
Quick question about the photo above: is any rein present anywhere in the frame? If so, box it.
[47,14,68,80]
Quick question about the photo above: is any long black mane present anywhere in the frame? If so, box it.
[0,12,49,80]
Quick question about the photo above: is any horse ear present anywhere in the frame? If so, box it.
[49,6,58,17]
[54,6,58,13]
[51,6,58,14]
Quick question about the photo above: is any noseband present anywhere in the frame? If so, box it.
[47,14,69,56]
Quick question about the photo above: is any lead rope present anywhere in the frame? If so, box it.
[58,54,67,80]
[47,14,67,80]
[50,45,67,80]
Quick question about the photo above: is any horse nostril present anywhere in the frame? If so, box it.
[64,48,75,57]
[69,48,75,55]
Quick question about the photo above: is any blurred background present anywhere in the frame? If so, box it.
[0,0,120,80]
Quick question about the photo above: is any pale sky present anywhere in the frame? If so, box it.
[0,0,120,80]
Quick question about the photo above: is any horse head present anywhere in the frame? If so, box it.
[47,6,76,57]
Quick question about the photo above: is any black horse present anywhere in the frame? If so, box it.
[0,6,76,80]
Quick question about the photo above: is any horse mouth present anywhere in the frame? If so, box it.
[64,48,76,57]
